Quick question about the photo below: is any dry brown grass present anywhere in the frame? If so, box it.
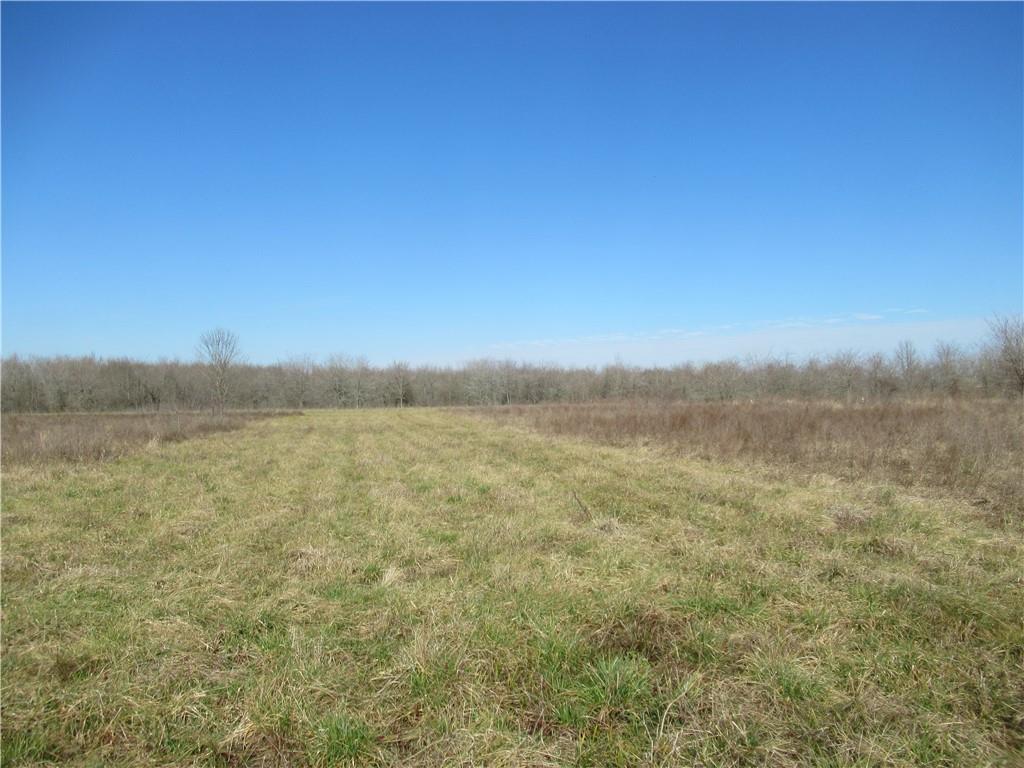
[1,410,298,465]
[478,399,1024,519]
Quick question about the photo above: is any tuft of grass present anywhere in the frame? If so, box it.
[2,408,1022,766]
[311,714,376,765]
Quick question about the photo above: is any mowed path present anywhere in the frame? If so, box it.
[2,410,1022,767]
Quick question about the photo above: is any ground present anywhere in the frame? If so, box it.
[2,409,1022,767]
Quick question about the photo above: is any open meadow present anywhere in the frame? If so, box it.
[2,406,1022,767]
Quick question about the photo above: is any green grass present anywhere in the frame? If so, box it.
[2,409,1022,766]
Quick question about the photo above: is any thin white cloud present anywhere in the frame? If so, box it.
[482,310,987,366]
[883,307,930,315]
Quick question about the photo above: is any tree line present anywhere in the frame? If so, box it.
[3,318,1022,413]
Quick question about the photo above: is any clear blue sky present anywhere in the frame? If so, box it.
[3,2,1021,365]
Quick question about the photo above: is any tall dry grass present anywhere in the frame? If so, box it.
[1,411,296,465]
[481,399,1024,518]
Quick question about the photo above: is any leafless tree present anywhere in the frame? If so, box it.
[350,356,371,408]
[325,355,351,407]
[388,362,412,407]
[281,355,315,408]
[326,355,372,408]
[197,328,241,412]
[987,314,1024,396]
[894,340,918,391]
[826,350,860,401]
[932,341,962,397]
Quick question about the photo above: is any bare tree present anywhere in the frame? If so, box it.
[987,314,1024,396]
[933,341,962,397]
[894,340,918,391]
[388,362,412,407]
[197,328,241,412]
[325,355,352,407]
[281,355,315,408]
[325,354,372,408]
[826,350,860,401]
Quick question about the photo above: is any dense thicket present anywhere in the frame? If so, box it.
[3,321,1022,412]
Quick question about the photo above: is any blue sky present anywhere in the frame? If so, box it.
[3,2,1021,365]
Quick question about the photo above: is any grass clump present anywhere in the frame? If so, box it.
[310,714,377,765]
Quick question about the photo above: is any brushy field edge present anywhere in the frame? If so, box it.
[2,408,1022,767]
[474,399,1024,524]
[1,410,301,465]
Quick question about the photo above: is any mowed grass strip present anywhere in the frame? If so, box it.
[2,409,1022,767]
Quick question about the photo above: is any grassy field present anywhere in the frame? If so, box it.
[2,409,1022,766]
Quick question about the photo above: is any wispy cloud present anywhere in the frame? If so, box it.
[481,309,990,366]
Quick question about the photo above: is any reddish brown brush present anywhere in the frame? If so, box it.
[1,411,297,465]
